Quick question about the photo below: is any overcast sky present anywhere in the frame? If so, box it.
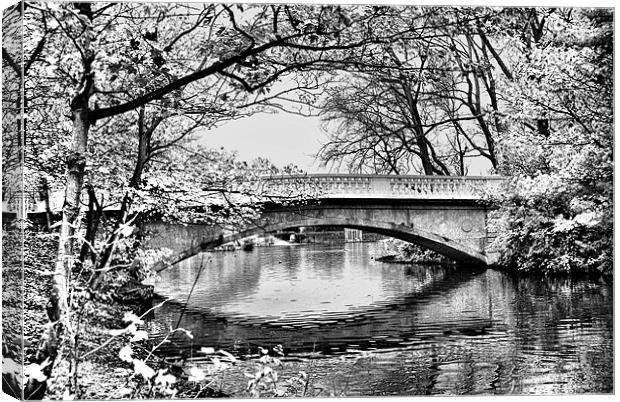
[198,112,331,173]
[198,110,495,175]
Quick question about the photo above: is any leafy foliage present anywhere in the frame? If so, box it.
[492,8,613,276]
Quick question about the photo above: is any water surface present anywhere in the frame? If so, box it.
[148,243,613,395]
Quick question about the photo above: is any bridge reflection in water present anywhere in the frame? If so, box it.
[146,243,612,395]
[152,261,492,355]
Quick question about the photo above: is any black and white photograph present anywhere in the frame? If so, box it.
[1,1,615,399]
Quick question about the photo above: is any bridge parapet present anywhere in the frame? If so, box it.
[263,174,504,200]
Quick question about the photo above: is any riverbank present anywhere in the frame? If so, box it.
[374,239,452,265]
[374,238,613,282]
[2,231,136,398]
[2,231,168,398]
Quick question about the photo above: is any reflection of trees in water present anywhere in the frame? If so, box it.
[489,273,613,394]
[296,246,347,279]
[307,341,520,396]
[159,251,264,308]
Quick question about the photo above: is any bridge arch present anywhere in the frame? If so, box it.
[145,174,504,272]
[153,216,489,272]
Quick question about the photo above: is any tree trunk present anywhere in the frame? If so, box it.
[26,102,91,400]
[130,107,150,188]
[537,116,550,137]
[27,4,94,398]
[95,107,152,276]
[94,193,132,279]
[472,113,498,169]
[400,80,434,175]
[78,185,102,264]
[526,9,551,139]
[39,177,53,231]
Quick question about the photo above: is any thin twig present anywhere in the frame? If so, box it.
[80,299,170,360]
[174,255,207,330]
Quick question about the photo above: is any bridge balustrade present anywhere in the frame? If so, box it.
[262,174,504,200]
[4,175,504,216]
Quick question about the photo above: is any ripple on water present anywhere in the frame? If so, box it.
[148,243,613,395]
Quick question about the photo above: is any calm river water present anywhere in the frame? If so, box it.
[148,243,613,395]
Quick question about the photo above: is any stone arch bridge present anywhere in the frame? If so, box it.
[144,174,503,271]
